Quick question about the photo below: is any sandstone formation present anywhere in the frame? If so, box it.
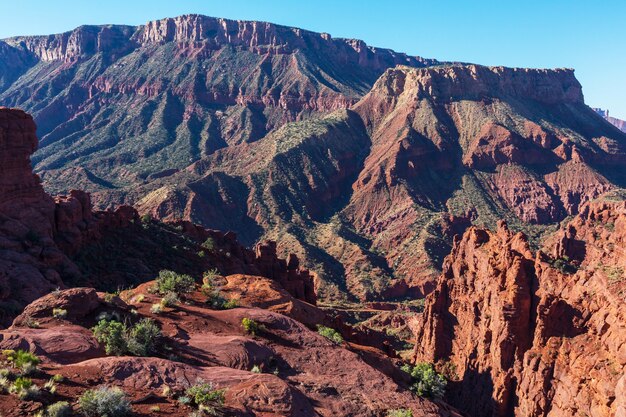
[2,16,625,302]
[0,277,459,416]
[413,198,626,417]
[608,116,626,133]
[0,107,317,327]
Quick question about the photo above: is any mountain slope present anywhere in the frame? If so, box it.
[1,16,625,302]
[0,15,436,194]
[121,64,626,301]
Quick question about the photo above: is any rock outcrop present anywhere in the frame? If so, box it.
[0,107,317,326]
[608,116,626,133]
[2,16,626,303]
[0,280,460,416]
[413,198,626,417]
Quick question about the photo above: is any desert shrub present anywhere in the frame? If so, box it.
[10,376,39,399]
[92,320,128,356]
[241,318,260,335]
[92,319,161,357]
[160,292,180,308]
[401,362,446,399]
[156,270,196,296]
[150,303,164,314]
[3,349,40,374]
[551,257,578,274]
[131,294,145,304]
[46,401,72,417]
[103,293,117,303]
[79,386,131,417]
[126,318,161,356]
[222,298,238,309]
[317,325,343,345]
[387,409,413,417]
[250,365,262,373]
[44,377,58,394]
[140,214,152,224]
[52,308,68,319]
[201,237,216,252]
[186,380,225,414]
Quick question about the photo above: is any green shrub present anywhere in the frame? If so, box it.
[126,318,161,356]
[140,214,152,224]
[46,401,72,417]
[10,376,39,399]
[201,238,216,252]
[151,303,164,314]
[79,386,131,417]
[250,365,261,373]
[3,349,40,374]
[185,380,225,414]
[92,320,128,356]
[156,270,196,296]
[241,318,260,336]
[387,409,413,417]
[92,319,161,357]
[222,298,238,309]
[160,292,180,308]
[401,362,446,399]
[317,325,343,345]
[52,308,68,319]
[551,256,578,274]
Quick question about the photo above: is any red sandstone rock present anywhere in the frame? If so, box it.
[413,200,626,417]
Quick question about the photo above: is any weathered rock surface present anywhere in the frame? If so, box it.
[608,116,626,133]
[0,283,460,417]
[413,198,626,417]
[0,107,318,327]
[3,16,626,302]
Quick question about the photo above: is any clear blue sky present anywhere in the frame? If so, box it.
[2,0,625,119]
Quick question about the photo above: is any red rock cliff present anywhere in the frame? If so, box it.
[413,199,626,417]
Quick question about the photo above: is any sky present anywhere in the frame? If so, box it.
[1,0,625,119]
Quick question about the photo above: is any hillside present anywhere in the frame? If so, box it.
[1,15,625,303]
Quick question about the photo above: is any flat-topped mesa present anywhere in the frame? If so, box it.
[5,14,437,68]
[5,25,136,62]
[132,14,437,67]
[368,64,584,105]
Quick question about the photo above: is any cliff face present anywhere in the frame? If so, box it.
[2,16,626,303]
[608,116,626,133]
[0,107,316,326]
[101,64,626,302]
[0,14,437,194]
[413,198,626,417]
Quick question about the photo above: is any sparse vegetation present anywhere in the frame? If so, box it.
[3,349,40,374]
[52,308,68,319]
[92,320,128,356]
[317,325,343,345]
[241,318,261,336]
[79,386,132,417]
[387,409,413,417]
[201,237,216,253]
[46,401,72,417]
[10,376,39,399]
[185,380,226,415]
[401,362,446,399]
[91,318,161,357]
[551,256,578,274]
[151,303,164,314]
[160,291,180,308]
[155,270,196,296]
